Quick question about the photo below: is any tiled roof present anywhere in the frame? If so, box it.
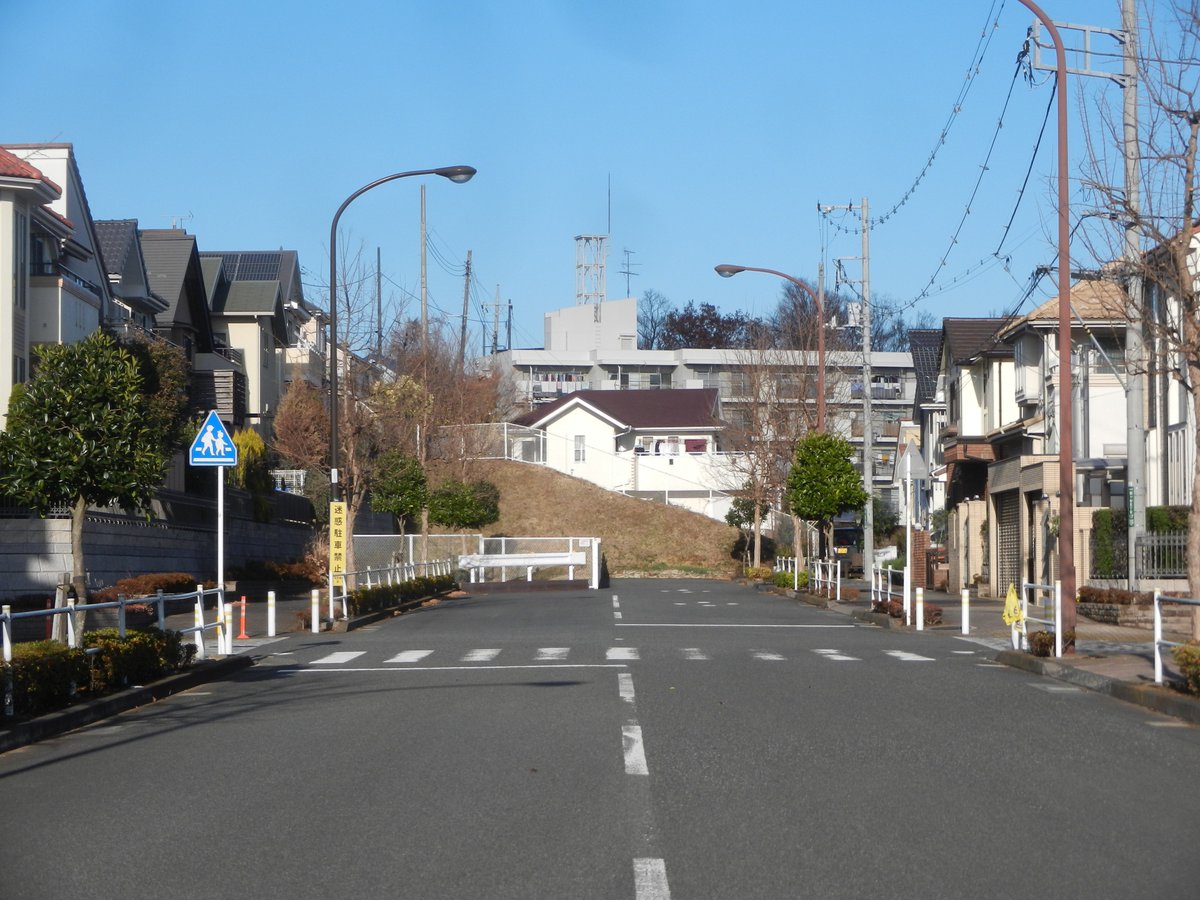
[942,318,1011,365]
[998,279,1128,338]
[513,388,723,430]
[908,329,942,404]
[95,219,138,277]
[0,147,62,195]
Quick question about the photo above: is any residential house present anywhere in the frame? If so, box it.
[199,251,293,437]
[95,219,168,335]
[1,144,111,426]
[510,388,739,521]
[491,298,916,514]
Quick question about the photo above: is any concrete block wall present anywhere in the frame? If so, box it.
[0,516,313,598]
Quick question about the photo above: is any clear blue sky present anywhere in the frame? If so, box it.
[5,0,1140,353]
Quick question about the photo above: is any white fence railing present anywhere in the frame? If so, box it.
[458,537,602,590]
[2,586,228,718]
[325,560,455,631]
[1153,593,1200,684]
[811,558,842,601]
[1018,580,1062,656]
[870,565,905,610]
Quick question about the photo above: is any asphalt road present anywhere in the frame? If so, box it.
[2,578,1199,899]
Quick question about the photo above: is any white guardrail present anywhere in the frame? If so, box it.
[1018,580,1062,657]
[2,585,228,665]
[811,558,842,601]
[325,560,455,632]
[1153,593,1200,685]
[457,537,602,590]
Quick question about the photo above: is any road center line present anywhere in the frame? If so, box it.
[633,858,672,900]
[623,725,649,775]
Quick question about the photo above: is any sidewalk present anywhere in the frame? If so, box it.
[801,579,1200,725]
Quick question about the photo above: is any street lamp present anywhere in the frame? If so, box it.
[714,263,826,432]
[327,165,476,502]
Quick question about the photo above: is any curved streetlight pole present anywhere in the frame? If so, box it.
[327,165,476,502]
[715,263,826,432]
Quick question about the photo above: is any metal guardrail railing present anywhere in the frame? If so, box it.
[811,558,842,602]
[323,560,455,631]
[870,564,905,609]
[1153,593,1200,685]
[1018,581,1062,657]
[2,586,228,717]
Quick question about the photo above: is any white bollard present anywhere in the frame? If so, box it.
[222,604,233,654]
[961,589,970,635]
[915,587,924,632]
[193,598,206,660]
[311,589,320,635]
[66,598,77,648]
[2,604,12,663]
[267,590,276,638]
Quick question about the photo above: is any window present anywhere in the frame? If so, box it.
[667,436,680,455]
[574,435,586,462]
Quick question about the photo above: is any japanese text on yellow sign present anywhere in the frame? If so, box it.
[329,501,347,587]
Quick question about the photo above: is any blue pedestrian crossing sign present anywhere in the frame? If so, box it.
[189,410,238,467]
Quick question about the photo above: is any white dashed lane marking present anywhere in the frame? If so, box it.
[461,649,501,662]
[535,647,569,661]
[385,650,433,664]
[607,647,640,661]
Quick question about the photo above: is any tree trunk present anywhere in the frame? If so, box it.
[752,502,763,570]
[1190,362,1200,640]
[70,495,87,638]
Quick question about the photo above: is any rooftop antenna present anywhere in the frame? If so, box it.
[619,248,639,298]
[167,212,193,230]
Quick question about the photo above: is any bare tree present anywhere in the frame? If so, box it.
[1076,2,1200,604]
[637,288,674,349]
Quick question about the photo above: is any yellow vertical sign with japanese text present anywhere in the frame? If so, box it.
[329,501,347,587]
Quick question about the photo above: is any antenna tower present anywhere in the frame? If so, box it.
[574,235,608,307]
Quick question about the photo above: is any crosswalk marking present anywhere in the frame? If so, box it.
[311,651,366,665]
[302,647,963,667]
[813,648,860,661]
[462,648,501,662]
[385,650,434,664]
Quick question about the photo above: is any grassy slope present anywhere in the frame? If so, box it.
[429,458,742,578]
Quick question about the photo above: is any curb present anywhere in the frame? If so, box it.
[0,655,254,755]
[993,650,1200,725]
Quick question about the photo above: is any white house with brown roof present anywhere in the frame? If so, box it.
[0,144,110,428]
[510,388,742,520]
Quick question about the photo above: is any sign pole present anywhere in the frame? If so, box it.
[217,466,225,651]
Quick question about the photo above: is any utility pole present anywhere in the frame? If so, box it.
[458,249,472,373]
[375,246,382,358]
[420,184,428,356]
[1033,5,1143,589]
[821,198,874,572]
[493,285,501,355]
[861,197,874,573]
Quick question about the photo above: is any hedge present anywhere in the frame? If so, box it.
[1,628,195,718]
[345,575,455,617]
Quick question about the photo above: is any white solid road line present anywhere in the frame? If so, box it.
[310,651,366,665]
[623,725,650,775]
[288,664,627,673]
[633,858,672,900]
[616,623,854,628]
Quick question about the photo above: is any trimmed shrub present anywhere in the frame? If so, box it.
[1093,509,1116,578]
[1027,629,1076,657]
[773,570,809,589]
[92,572,198,603]
[0,641,89,715]
[345,575,455,617]
[1147,506,1188,533]
[1172,642,1200,695]
[1078,586,1153,606]
[82,627,194,693]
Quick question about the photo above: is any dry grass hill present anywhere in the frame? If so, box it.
[428,458,742,578]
